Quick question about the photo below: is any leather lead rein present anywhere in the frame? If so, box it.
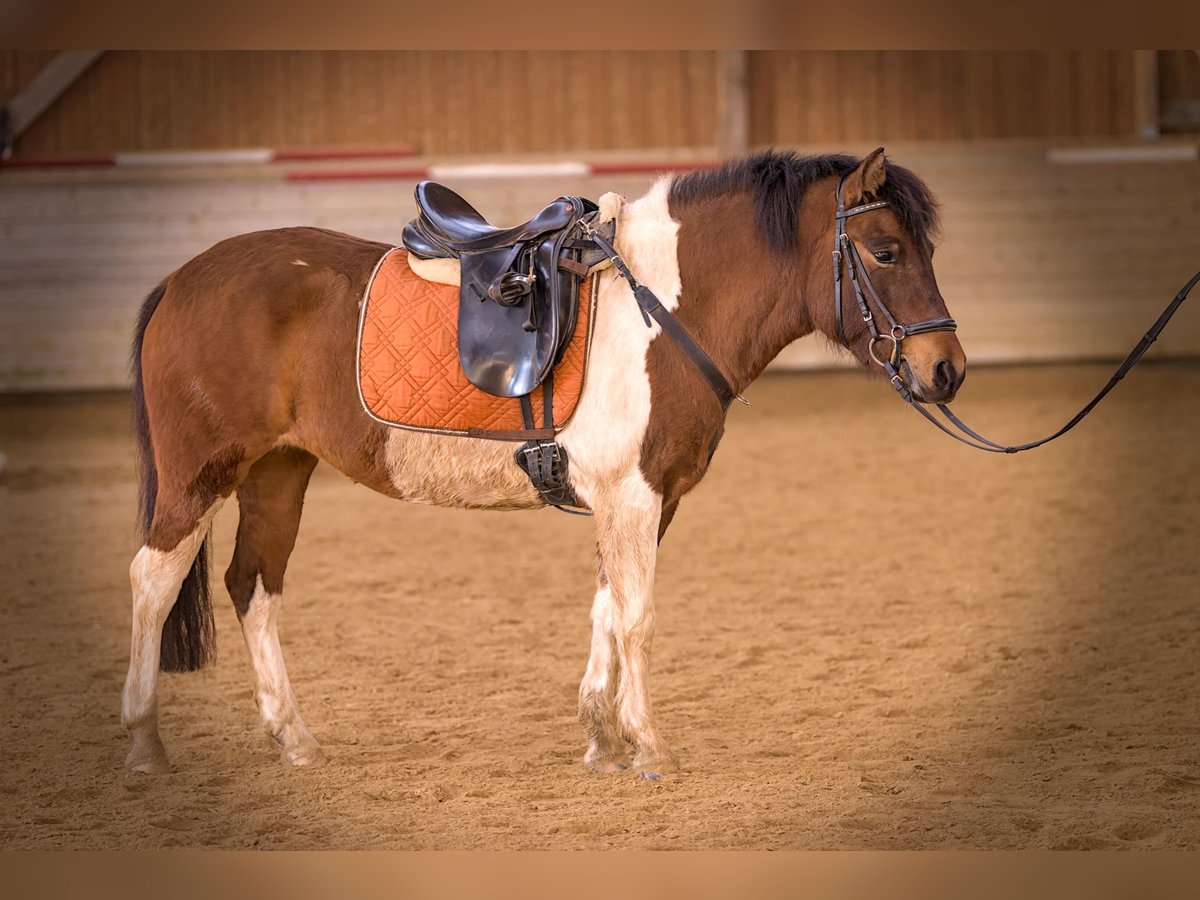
[909,268,1200,453]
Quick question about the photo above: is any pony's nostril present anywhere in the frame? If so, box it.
[934,359,955,392]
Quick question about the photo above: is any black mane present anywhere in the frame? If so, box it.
[669,150,941,255]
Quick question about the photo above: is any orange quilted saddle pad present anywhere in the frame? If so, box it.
[357,249,595,440]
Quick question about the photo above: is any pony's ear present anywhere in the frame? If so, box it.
[842,147,887,206]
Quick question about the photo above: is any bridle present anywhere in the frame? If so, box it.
[830,176,1200,454]
[833,175,957,389]
[585,179,1198,465]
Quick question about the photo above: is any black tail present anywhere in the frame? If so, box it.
[131,283,216,673]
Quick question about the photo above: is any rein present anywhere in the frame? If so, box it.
[832,176,1200,453]
[902,270,1200,452]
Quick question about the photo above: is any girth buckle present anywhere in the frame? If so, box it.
[513,439,587,511]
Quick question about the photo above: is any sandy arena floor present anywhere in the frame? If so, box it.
[1,365,1198,849]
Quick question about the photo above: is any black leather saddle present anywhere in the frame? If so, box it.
[402,182,601,399]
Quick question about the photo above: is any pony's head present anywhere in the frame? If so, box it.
[821,148,965,403]
[669,149,966,402]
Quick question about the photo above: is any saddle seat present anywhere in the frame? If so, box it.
[401,180,604,401]
[410,181,580,251]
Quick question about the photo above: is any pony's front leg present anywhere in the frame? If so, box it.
[579,569,629,773]
[591,479,678,777]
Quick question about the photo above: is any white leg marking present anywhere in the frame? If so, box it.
[582,584,616,698]
[121,501,222,773]
[554,178,682,771]
[579,581,627,771]
[241,575,325,767]
[594,475,677,775]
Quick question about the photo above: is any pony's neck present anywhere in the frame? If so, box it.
[666,185,820,395]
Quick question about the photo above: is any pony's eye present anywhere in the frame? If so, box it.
[873,249,896,264]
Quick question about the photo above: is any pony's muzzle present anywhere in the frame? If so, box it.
[905,356,965,403]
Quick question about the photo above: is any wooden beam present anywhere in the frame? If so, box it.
[715,50,749,158]
[2,50,104,157]
[1132,50,1160,140]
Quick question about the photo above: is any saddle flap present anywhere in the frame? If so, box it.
[398,183,603,398]
[457,244,563,398]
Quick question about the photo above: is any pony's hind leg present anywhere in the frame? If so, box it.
[579,568,629,773]
[225,448,325,767]
[122,497,224,773]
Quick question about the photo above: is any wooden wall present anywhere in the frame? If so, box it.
[2,147,1198,391]
[1,51,717,156]
[1161,50,1200,132]
[751,51,1139,144]
[5,51,1195,158]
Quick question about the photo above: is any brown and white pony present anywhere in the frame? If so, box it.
[122,149,965,777]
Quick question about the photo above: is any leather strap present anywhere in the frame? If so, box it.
[543,368,555,429]
[586,227,739,411]
[518,393,536,430]
[889,268,1200,453]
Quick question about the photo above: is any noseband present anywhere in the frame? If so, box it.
[832,175,956,392]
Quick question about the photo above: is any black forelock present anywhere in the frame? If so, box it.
[669,149,941,256]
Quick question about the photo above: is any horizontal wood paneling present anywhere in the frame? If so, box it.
[1,51,717,157]
[751,51,1141,145]
[3,146,1199,391]
[6,51,1192,159]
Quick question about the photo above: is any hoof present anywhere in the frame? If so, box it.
[632,752,679,779]
[584,743,631,774]
[125,747,171,775]
[585,757,629,774]
[125,731,172,774]
[281,743,327,768]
